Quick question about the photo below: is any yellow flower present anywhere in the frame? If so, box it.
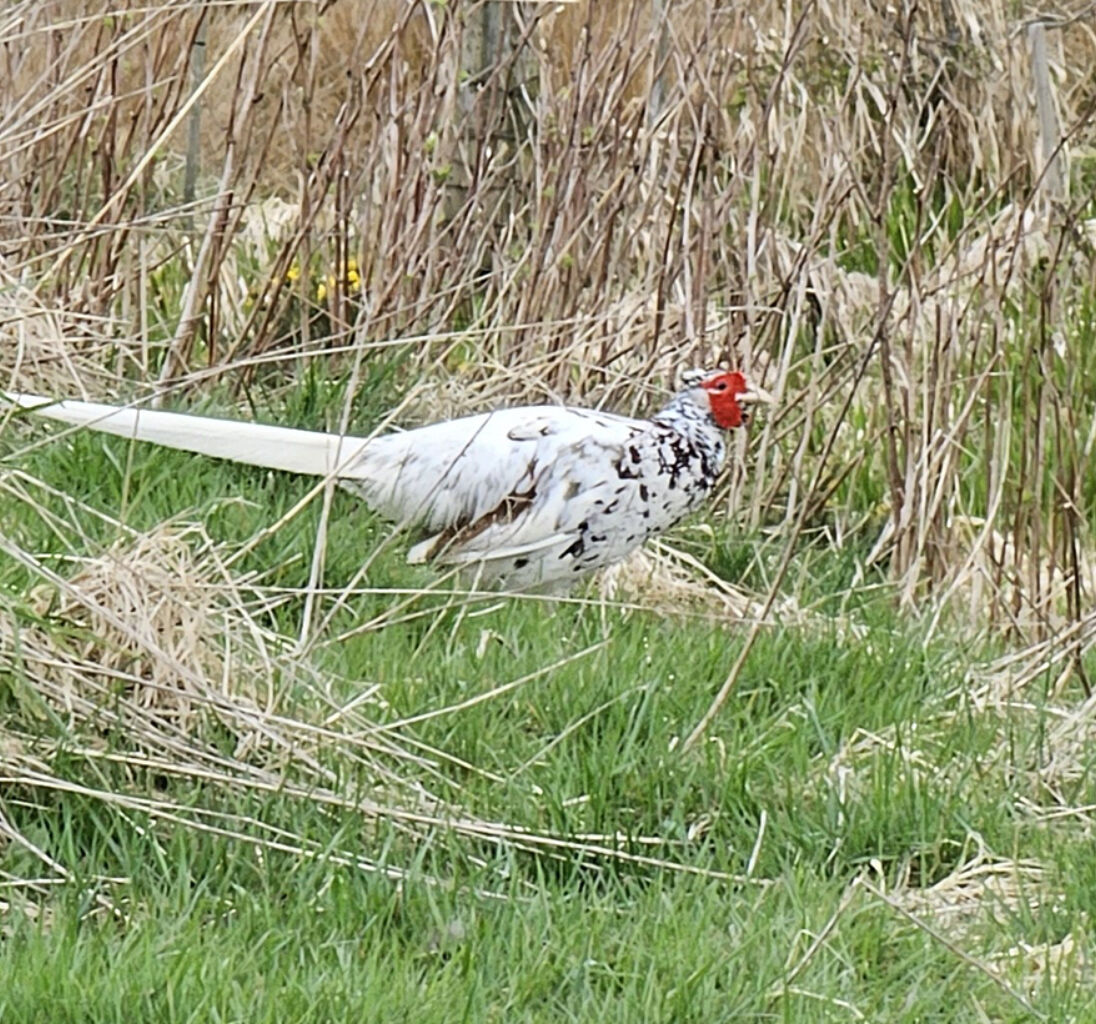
[286,262,301,283]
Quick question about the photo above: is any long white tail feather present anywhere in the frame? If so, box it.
[4,393,373,479]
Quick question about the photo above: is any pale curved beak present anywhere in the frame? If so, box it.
[740,382,775,405]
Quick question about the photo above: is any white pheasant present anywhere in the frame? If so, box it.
[5,370,772,590]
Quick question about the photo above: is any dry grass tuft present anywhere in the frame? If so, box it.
[995,932,1089,993]
[8,523,277,737]
[598,539,798,625]
[886,845,1047,931]
[0,264,122,398]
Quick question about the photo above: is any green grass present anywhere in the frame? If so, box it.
[2,399,1094,1023]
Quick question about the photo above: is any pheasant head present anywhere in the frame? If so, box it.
[679,369,774,429]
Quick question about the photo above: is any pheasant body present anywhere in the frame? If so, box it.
[5,371,769,590]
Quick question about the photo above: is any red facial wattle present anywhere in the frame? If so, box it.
[700,371,747,430]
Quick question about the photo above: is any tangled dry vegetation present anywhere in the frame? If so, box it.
[2,0,1096,995]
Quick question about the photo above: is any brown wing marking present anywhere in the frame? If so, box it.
[416,455,540,562]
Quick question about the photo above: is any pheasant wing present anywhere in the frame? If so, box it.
[343,406,643,533]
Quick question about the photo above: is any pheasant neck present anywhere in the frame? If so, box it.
[652,396,727,462]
